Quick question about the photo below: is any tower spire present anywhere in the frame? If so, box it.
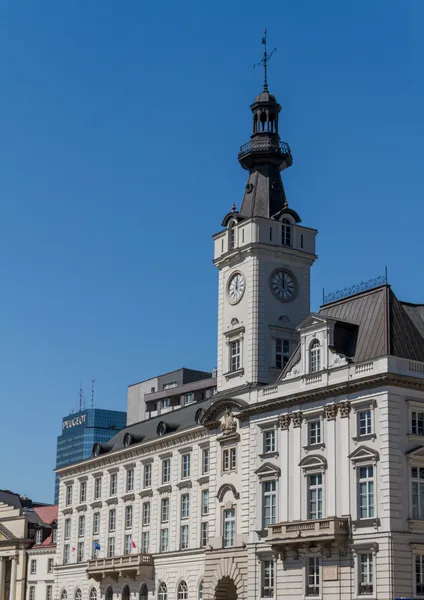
[254,29,276,92]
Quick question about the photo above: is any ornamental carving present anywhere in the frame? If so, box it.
[339,401,351,418]
[292,412,303,428]
[278,414,290,430]
[221,408,237,436]
[325,403,337,421]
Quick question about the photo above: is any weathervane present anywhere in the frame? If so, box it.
[254,29,276,92]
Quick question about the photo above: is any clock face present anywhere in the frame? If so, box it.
[270,269,296,302]
[228,272,245,304]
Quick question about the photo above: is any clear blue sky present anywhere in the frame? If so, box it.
[1,0,423,502]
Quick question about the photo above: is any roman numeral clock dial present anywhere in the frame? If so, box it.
[270,269,297,302]
[227,272,245,305]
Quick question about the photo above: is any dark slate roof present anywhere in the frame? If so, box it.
[0,491,22,509]
[239,166,288,219]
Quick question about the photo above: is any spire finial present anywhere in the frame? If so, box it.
[254,29,276,92]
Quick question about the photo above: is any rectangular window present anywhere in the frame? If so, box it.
[110,473,117,496]
[107,537,115,558]
[415,554,424,596]
[78,515,85,537]
[162,458,171,484]
[163,382,177,390]
[124,534,132,556]
[412,467,424,519]
[92,512,100,536]
[182,453,191,479]
[412,411,424,436]
[308,474,323,520]
[230,340,241,372]
[63,544,70,564]
[77,541,84,563]
[36,529,43,545]
[275,338,290,369]
[52,529,57,543]
[308,420,321,446]
[161,498,170,523]
[142,502,151,526]
[202,490,209,516]
[92,540,100,559]
[160,398,170,409]
[223,447,237,472]
[180,524,189,550]
[181,494,190,519]
[64,518,71,540]
[358,410,372,436]
[30,559,37,574]
[94,477,102,500]
[263,480,277,528]
[125,505,133,529]
[202,448,210,474]
[126,468,134,493]
[46,586,53,600]
[358,552,373,596]
[223,508,235,548]
[282,221,291,246]
[201,521,209,547]
[29,587,35,600]
[160,528,169,552]
[261,560,275,598]
[143,464,152,488]
[184,392,194,405]
[65,485,73,507]
[358,465,375,519]
[109,509,116,532]
[306,557,320,597]
[47,558,54,574]
[79,481,87,504]
[263,430,276,454]
[141,531,150,554]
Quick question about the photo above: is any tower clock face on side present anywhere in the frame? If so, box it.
[227,272,245,304]
[270,269,297,302]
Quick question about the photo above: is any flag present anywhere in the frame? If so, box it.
[94,541,101,550]
[71,547,76,552]
[131,539,137,549]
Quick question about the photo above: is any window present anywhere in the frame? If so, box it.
[47,558,54,573]
[184,393,194,405]
[36,529,43,544]
[229,223,235,250]
[358,552,373,595]
[306,557,320,597]
[412,411,424,436]
[160,528,169,552]
[30,559,37,574]
[125,505,133,529]
[308,474,323,519]
[309,340,321,373]
[124,534,132,555]
[181,494,190,519]
[180,524,189,550]
[29,587,35,600]
[160,398,170,410]
[65,484,73,507]
[94,477,102,500]
[415,554,424,596]
[75,590,82,600]
[161,498,170,523]
[110,473,117,496]
[144,463,152,488]
[63,544,70,564]
[61,592,67,600]
[64,518,71,539]
[163,382,177,390]
[263,480,277,528]
[281,218,291,246]
[230,340,241,372]
[263,430,276,454]
[79,481,87,503]
[122,587,130,600]
[358,465,375,519]
[358,410,372,436]
[198,581,203,600]
[158,583,167,600]
[140,584,148,600]
[90,590,97,600]
[261,560,275,598]
[182,454,191,479]
[78,515,85,537]
[412,467,424,519]
[46,586,53,600]
[126,468,134,492]
[93,512,100,536]
[223,508,235,547]
[275,338,290,369]
[143,501,151,526]
[223,447,237,472]
[201,490,209,516]
[92,539,100,559]
[162,458,171,483]
[201,522,209,547]
[107,536,115,557]
[202,449,209,474]
[106,588,113,600]
[142,531,150,553]
[77,541,84,563]
[109,509,116,532]
[178,582,188,600]
[52,528,57,543]
[308,420,321,446]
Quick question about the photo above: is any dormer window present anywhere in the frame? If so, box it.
[281,218,291,246]
[309,339,321,373]
[157,422,168,436]
[36,529,43,545]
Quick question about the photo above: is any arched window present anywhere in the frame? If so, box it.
[139,584,148,600]
[122,586,130,600]
[61,592,67,600]
[260,111,267,132]
[198,581,203,600]
[158,583,167,600]
[106,588,113,600]
[229,223,235,250]
[90,590,97,600]
[75,590,82,600]
[177,582,188,600]
[310,339,321,373]
[281,218,291,246]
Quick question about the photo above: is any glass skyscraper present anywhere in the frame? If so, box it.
[55,408,126,503]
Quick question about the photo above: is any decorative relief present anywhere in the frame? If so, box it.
[324,404,337,421]
[277,414,290,430]
[221,408,237,436]
[339,401,351,418]
[292,412,303,428]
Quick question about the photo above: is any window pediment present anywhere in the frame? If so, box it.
[255,462,281,478]
[407,446,424,464]
[299,454,327,473]
[349,445,379,465]
[216,483,239,501]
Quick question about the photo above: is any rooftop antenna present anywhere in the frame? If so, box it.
[91,380,95,409]
[254,29,277,92]
[79,383,84,412]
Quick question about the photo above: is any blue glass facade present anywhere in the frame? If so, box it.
[55,408,126,503]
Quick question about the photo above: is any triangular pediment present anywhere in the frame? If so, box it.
[407,446,424,460]
[255,462,281,478]
[296,313,331,332]
[349,445,380,463]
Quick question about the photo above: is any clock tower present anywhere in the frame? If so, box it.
[213,50,317,392]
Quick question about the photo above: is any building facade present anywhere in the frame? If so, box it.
[26,506,58,600]
[54,74,424,600]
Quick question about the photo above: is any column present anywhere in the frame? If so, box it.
[0,557,4,600]
[9,557,17,600]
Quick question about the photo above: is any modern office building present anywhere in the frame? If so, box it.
[54,408,127,503]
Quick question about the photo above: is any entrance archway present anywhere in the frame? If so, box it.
[214,577,237,600]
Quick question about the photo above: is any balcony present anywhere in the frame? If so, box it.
[267,517,350,555]
[238,138,293,170]
[87,553,154,581]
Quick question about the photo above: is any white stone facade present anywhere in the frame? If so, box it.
[26,549,56,600]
